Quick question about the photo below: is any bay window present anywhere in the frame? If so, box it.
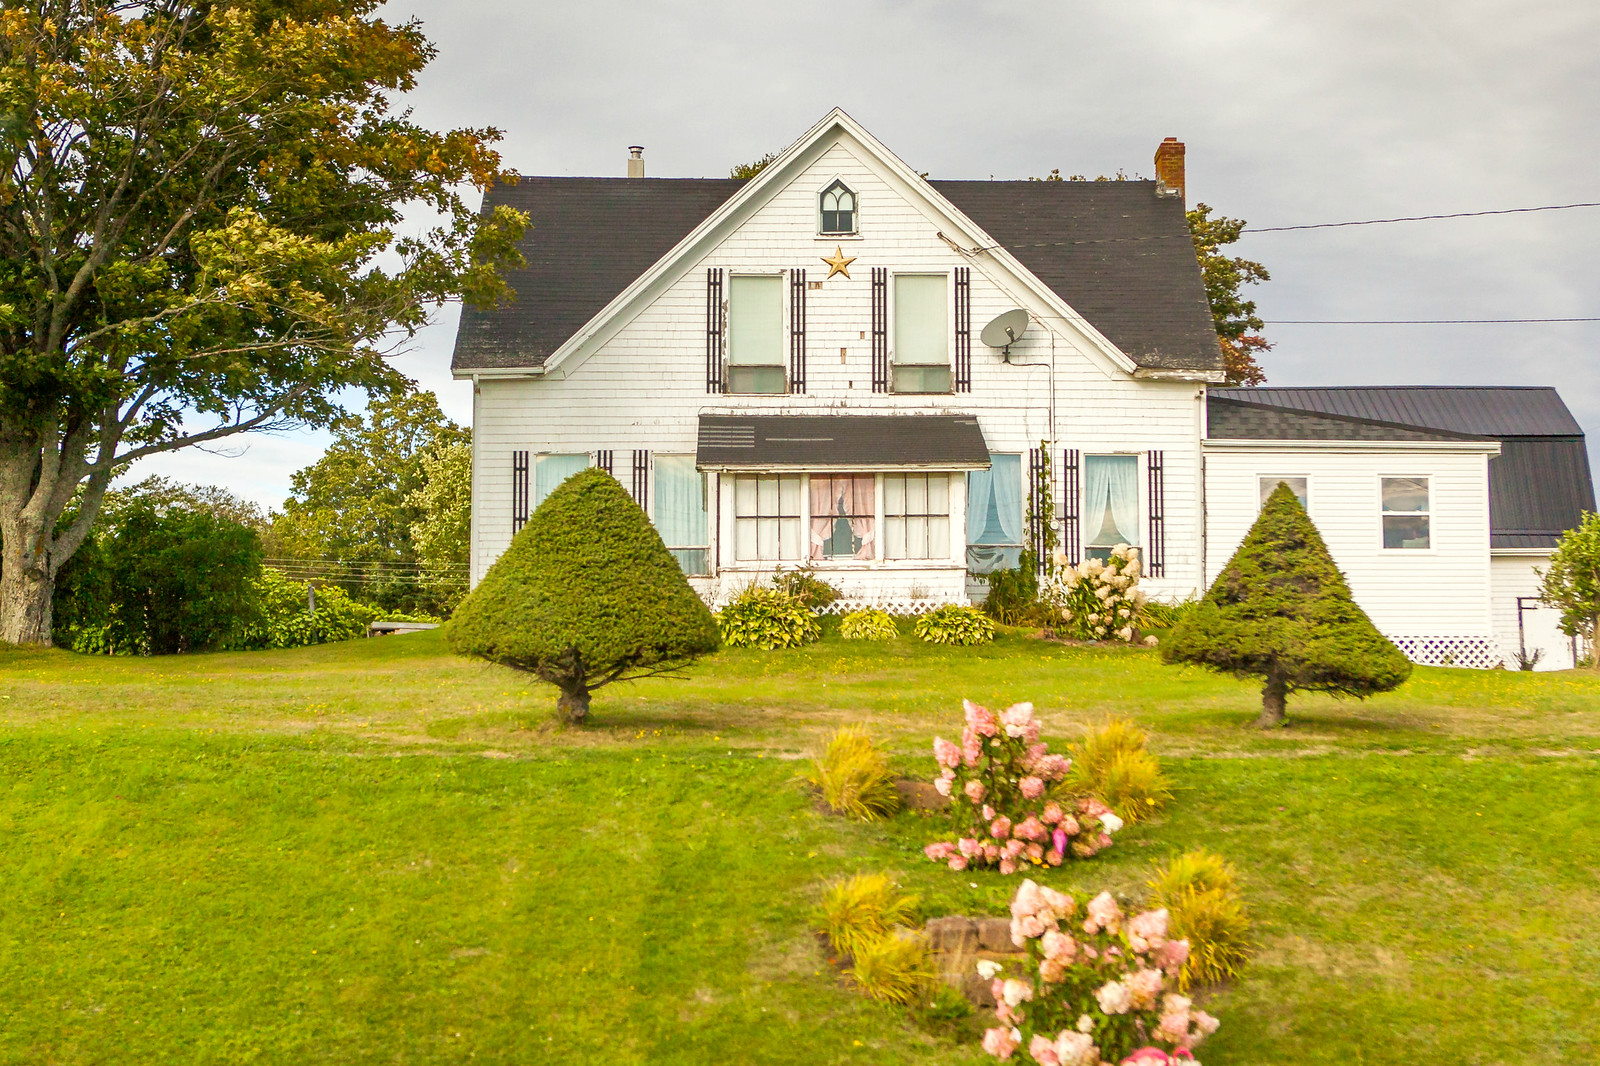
[733,475,802,561]
[809,475,875,561]
[885,474,950,560]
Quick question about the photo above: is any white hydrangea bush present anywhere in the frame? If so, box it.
[1040,545,1147,643]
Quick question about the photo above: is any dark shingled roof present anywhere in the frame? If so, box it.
[1208,386,1596,549]
[451,177,1222,374]
[696,414,990,469]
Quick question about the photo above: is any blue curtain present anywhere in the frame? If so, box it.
[653,456,709,575]
[966,453,1022,572]
[534,453,590,507]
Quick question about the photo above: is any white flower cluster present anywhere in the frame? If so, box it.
[1040,544,1146,642]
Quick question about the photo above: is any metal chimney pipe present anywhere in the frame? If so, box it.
[627,146,644,179]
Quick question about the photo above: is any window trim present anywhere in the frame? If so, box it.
[817,177,859,236]
[1082,452,1143,561]
[726,271,788,394]
[1257,474,1311,514]
[889,271,953,395]
[1379,474,1433,551]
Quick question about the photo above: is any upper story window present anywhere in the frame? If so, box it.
[727,274,786,394]
[820,180,857,235]
[892,273,951,394]
[1381,476,1430,549]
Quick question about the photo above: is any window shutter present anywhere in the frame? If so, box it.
[1146,450,1166,577]
[870,267,888,392]
[1028,447,1049,572]
[705,268,724,393]
[632,450,650,511]
[512,450,530,535]
[954,266,972,392]
[1062,449,1080,566]
[789,269,806,393]
[596,449,614,476]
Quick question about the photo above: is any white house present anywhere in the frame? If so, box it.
[450,109,1595,669]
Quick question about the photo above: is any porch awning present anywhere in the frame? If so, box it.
[696,413,991,471]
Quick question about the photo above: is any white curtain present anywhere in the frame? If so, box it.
[1084,454,1139,546]
[534,453,590,507]
[894,274,947,365]
[653,456,708,574]
[966,454,1022,572]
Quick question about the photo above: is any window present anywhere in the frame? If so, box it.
[733,475,802,561]
[1084,454,1140,561]
[809,475,875,561]
[892,273,951,394]
[1382,476,1430,549]
[820,179,856,234]
[966,454,1023,573]
[1259,476,1309,511]
[727,274,785,394]
[534,453,589,507]
[885,474,950,560]
[654,455,709,575]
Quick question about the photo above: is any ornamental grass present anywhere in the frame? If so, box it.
[1067,717,1173,823]
[820,872,920,961]
[809,727,901,822]
[847,930,936,1005]
[1147,850,1253,990]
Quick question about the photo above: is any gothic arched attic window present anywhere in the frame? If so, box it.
[819,180,857,235]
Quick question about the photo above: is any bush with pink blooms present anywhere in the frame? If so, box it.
[980,879,1219,1065]
[923,700,1122,875]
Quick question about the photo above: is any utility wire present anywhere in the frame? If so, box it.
[1268,317,1600,325]
[1250,201,1600,233]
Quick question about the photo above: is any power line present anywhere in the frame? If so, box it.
[1250,201,1600,233]
[1267,317,1600,325]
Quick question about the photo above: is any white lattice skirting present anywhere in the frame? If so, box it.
[701,589,965,616]
[1388,635,1504,670]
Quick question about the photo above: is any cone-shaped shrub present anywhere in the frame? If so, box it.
[1162,482,1411,726]
[449,467,719,722]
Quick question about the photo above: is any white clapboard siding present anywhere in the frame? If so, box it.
[1202,441,1499,659]
[1489,554,1578,670]
[467,134,1208,602]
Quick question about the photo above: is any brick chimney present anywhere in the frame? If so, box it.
[627,145,644,179]
[1153,137,1185,202]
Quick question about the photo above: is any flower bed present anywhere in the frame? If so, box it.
[980,880,1219,1065]
[924,701,1121,874]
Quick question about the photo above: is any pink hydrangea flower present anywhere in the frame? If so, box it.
[1120,1048,1172,1066]
[1025,843,1044,862]
[980,1026,1020,1059]
[1060,814,1080,836]
[983,804,997,821]
[958,837,981,858]
[1127,908,1169,952]
[1094,979,1133,1015]
[1083,891,1124,935]
[1157,938,1190,976]
[1019,776,1045,799]
[1011,879,1044,918]
[983,843,1000,863]
[1004,839,1027,859]
[933,737,962,769]
[1015,816,1046,842]
[965,700,998,738]
[1040,930,1076,962]
[933,775,953,798]
[1024,742,1049,770]
[1124,967,1166,1010]
[999,857,1016,875]
[1046,848,1063,866]
[949,855,968,871]
[990,816,1013,840]
[1029,1034,1062,1066]
[1038,955,1068,983]
[923,841,956,861]
[961,726,982,766]
[1054,1031,1100,1066]
[1041,801,1064,825]
[999,702,1035,738]
[965,780,987,803]
[1077,796,1112,819]
[1038,753,1070,780]
[1000,978,1033,1007]
[1037,884,1074,920]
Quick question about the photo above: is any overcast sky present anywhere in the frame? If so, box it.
[134,0,1600,505]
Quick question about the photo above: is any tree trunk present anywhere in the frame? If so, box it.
[0,527,54,645]
[555,680,591,724]
[1255,668,1288,728]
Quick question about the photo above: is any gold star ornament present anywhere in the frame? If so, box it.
[821,245,856,279]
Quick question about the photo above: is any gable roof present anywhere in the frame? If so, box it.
[1207,386,1596,549]
[451,175,1221,375]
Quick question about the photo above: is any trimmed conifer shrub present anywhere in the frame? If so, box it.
[448,467,719,723]
[1162,482,1411,726]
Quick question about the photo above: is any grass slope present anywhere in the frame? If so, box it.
[2,629,1598,1064]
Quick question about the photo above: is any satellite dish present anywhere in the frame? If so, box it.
[980,309,1029,356]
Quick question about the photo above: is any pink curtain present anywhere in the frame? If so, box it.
[810,477,835,560]
[846,475,875,560]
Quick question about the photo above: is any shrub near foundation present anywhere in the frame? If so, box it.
[718,586,820,649]
[914,604,995,646]
[840,608,898,641]
[448,468,719,723]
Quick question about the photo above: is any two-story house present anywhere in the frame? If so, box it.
[451,109,1594,669]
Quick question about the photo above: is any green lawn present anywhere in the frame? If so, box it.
[3,629,1598,1064]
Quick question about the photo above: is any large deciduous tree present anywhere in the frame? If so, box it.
[1187,203,1271,386]
[1162,483,1412,726]
[0,0,525,644]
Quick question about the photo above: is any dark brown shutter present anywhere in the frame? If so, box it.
[871,267,888,392]
[511,450,530,535]
[1146,450,1166,577]
[1062,449,1080,566]
[596,449,614,475]
[632,450,650,511]
[705,268,724,393]
[789,269,806,393]
[954,266,972,392]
